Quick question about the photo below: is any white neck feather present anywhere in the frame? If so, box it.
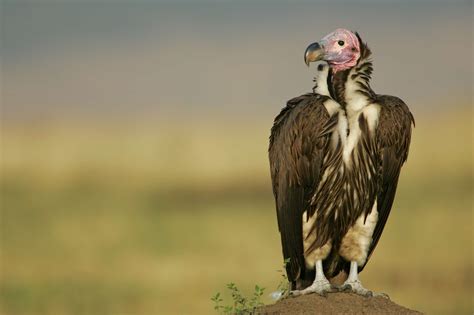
[314,75,330,97]
[344,66,371,116]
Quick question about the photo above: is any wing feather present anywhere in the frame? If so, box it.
[361,95,414,268]
[269,93,336,282]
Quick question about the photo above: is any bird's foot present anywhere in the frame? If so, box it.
[373,291,390,299]
[339,279,373,297]
[290,279,334,297]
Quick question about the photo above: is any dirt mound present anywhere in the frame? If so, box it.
[259,292,422,314]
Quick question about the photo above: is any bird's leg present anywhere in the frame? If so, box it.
[291,260,333,296]
[340,261,373,297]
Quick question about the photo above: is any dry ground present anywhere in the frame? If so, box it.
[260,292,422,314]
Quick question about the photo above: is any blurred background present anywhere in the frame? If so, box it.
[1,0,472,314]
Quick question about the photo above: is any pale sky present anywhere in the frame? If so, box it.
[2,1,472,122]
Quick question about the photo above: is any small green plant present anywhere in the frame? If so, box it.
[273,258,291,300]
[211,283,265,314]
[212,259,291,314]
[211,292,224,312]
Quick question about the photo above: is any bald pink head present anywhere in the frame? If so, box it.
[319,29,360,72]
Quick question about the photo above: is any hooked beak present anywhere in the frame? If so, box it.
[304,42,325,66]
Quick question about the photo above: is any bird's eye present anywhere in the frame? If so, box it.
[317,64,325,71]
[338,40,345,46]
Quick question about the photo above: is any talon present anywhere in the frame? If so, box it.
[294,279,332,296]
[289,290,301,297]
[341,280,372,297]
[374,292,390,299]
[291,260,333,297]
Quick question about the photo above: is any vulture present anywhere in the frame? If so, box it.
[269,29,414,297]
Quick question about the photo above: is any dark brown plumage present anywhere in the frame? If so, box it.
[269,93,342,288]
[365,94,415,266]
[323,38,415,277]
[269,32,414,293]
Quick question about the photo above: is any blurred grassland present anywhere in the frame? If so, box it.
[1,108,473,315]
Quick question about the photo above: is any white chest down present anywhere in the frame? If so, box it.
[338,101,381,265]
[302,101,382,267]
[341,104,380,167]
